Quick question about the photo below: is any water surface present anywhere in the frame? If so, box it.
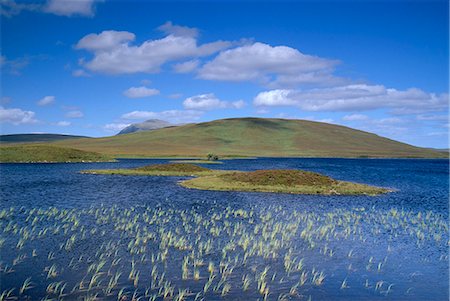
[0,158,448,300]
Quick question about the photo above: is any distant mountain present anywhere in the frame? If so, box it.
[0,133,89,143]
[117,119,174,135]
[55,117,447,158]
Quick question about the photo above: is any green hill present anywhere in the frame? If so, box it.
[0,145,113,163]
[0,133,89,144]
[52,118,446,158]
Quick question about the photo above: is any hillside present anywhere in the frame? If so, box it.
[0,145,113,163]
[52,118,446,158]
[0,133,89,144]
[117,119,174,135]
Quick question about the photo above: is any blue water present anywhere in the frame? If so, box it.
[0,158,448,300]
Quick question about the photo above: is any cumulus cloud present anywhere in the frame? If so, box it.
[44,0,99,17]
[173,59,200,73]
[253,84,448,114]
[182,93,245,111]
[158,21,199,38]
[198,42,340,86]
[0,106,37,125]
[76,30,135,51]
[121,109,203,123]
[123,86,160,98]
[37,95,55,106]
[75,27,232,75]
[65,110,84,118]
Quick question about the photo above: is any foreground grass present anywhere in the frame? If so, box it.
[83,163,389,195]
[0,144,114,163]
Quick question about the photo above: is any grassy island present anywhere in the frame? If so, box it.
[181,169,390,195]
[169,159,223,164]
[0,144,114,163]
[83,163,389,195]
[82,163,224,176]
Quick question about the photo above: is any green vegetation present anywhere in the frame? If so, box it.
[135,163,210,172]
[169,160,223,164]
[82,163,224,176]
[181,170,390,195]
[0,144,113,163]
[207,153,220,161]
[52,118,447,158]
[83,163,388,195]
[0,133,89,144]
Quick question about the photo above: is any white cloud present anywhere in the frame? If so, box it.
[121,109,203,123]
[76,30,135,51]
[66,110,84,118]
[123,86,160,98]
[37,95,55,106]
[0,0,39,17]
[253,84,448,114]
[75,27,232,75]
[103,122,130,132]
[44,0,99,17]
[198,42,339,86]
[0,106,37,125]
[231,100,246,109]
[54,121,71,127]
[158,21,199,38]
[342,114,369,121]
[182,93,245,111]
[173,59,200,73]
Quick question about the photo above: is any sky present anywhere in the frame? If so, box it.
[0,0,448,148]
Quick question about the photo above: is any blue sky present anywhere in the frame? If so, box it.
[1,0,448,148]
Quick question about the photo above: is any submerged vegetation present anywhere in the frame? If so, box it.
[83,163,389,195]
[0,145,114,163]
[0,204,447,300]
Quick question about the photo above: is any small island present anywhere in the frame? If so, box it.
[83,163,390,195]
[0,145,114,163]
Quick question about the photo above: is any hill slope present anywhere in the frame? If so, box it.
[0,145,113,163]
[117,119,173,135]
[54,118,446,158]
[0,133,89,143]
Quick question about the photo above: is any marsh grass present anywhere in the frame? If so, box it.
[0,204,447,300]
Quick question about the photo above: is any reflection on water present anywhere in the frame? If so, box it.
[0,158,448,300]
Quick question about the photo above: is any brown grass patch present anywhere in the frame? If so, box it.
[220,169,336,186]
